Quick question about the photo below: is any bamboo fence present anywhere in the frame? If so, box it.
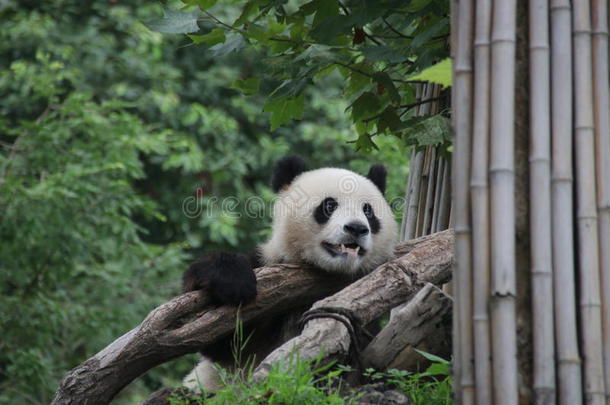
[400,82,451,243]
[441,0,610,404]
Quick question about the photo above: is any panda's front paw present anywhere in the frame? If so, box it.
[182,252,257,306]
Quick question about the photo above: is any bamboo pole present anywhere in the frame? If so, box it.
[489,0,518,403]
[573,2,606,403]
[470,0,492,403]
[421,85,443,237]
[453,0,474,401]
[437,156,452,232]
[450,0,462,401]
[591,1,610,402]
[421,147,437,236]
[431,156,445,233]
[422,86,444,236]
[416,146,432,237]
[403,150,425,240]
[549,2,583,404]
[400,84,424,241]
[415,86,435,237]
[528,1,556,403]
[401,148,417,241]
[404,83,436,240]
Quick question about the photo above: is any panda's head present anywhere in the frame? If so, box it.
[261,156,398,275]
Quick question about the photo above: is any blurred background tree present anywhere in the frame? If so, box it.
[0,1,419,403]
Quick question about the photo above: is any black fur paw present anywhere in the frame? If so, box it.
[182,252,257,306]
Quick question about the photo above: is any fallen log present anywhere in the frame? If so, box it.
[253,229,454,380]
[52,229,454,405]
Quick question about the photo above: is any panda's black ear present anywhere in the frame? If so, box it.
[367,164,387,194]
[271,155,307,192]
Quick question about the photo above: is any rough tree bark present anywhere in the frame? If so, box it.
[253,230,454,380]
[52,230,454,405]
[362,283,452,371]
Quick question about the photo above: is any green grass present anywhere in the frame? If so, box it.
[170,351,453,405]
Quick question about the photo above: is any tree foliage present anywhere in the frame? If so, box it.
[149,0,452,151]
[0,1,417,403]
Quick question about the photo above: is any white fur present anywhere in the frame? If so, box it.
[182,356,221,392]
[261,167,398,274]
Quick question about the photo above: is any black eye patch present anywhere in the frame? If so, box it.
[363,203,381,234]
[314,197,338,224]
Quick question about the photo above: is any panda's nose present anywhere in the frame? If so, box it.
[344,221,369,237]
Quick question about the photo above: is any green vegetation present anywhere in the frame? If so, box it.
[169,353,452,405]
[1,1,451,403]
[150,0,451,153]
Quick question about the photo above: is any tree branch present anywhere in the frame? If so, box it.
[52,230,454,405]
[253,229,454,380]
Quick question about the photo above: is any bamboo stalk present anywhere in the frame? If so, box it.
[421,147,437,236]
[573,1,606,403]
[400,85,424,241]
[450,0,462,401]
[489,0,518,403]
[591,1,610,402]
[403,150,425,240]
[437,156,452,232]
[415,87,433,238]
[401,148,417,241]
[431,156,445,233]
[549,2,583,404]
[528,0,556,403]
[405,83,435,240]
[422,85,443,236]
[470,0,492,402]
[416,146,432,237]
[453,0,474,401]
[421,84,441,236]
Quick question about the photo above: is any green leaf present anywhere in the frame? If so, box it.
[294,44,335,62]
[208,32,245,56]
[415,349,450,364]
[234,0,267,27]
[311,0,339,28]
[271,76,311,97]
[231,77,260,95]
[347,0,387,27]
[411,18,448,48]
[361,45,406,64]
[345,68,372,99]
[263,95,305,130]
[181,0,217,10]
[376,108,401,133]
[188,28,226,45]
[408,58,452,88]
[350,91,381,121]
[195,0,217,10]
[424,362,450,376]
[310,15,352,44]
[373,72,400,104]
[355,133,378,152]
[404,114,451,147]
[145,9,200,34]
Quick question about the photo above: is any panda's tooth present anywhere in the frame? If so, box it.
[341,244,346,252]
[355,246,360,253]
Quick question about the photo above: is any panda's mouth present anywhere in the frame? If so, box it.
[322,242,366,258]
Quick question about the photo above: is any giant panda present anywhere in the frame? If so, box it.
[182,155,398,391]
